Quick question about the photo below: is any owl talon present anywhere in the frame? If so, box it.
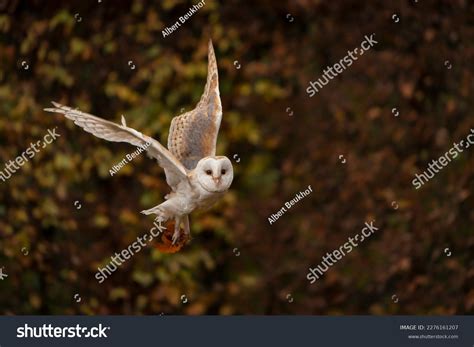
[141,205,172,222]
[172,230,180,245]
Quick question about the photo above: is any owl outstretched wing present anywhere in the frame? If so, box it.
[44,102,188,188]
[167,40,222,170]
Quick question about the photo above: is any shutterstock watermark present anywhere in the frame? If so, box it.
[306,33,378,97]
[95,218,166,283]
[17,323,110,339]
[412,128,474,189]
[307,220,380,284]
[0,127,61,182]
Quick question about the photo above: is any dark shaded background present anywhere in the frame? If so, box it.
[0,0,473,314]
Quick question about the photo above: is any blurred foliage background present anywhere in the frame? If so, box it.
[0,0,473,314]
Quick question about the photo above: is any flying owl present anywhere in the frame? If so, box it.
[44,40,233,244]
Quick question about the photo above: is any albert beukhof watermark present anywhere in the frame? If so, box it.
[0,127,60,182]
[268,185,313,225]
[162,0,206,38]
[109,141,152,176]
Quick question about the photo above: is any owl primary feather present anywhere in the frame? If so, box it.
[44,40,234,244]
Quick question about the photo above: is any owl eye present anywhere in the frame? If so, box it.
[205,170,212,175]
[221,169,226,175]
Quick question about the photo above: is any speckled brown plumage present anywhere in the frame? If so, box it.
[167,40,222,170]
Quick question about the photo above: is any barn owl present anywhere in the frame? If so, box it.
[44,40,233,244]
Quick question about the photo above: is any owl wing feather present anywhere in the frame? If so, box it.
[167,40,222,170]
[44,102,188,188]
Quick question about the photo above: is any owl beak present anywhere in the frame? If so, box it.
[212,176,221,184]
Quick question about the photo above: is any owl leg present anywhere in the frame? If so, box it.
[172,216,182,245]
[141,200,175,221]
[183,215,190,237]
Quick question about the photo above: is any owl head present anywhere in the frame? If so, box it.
[195,156,234,193]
